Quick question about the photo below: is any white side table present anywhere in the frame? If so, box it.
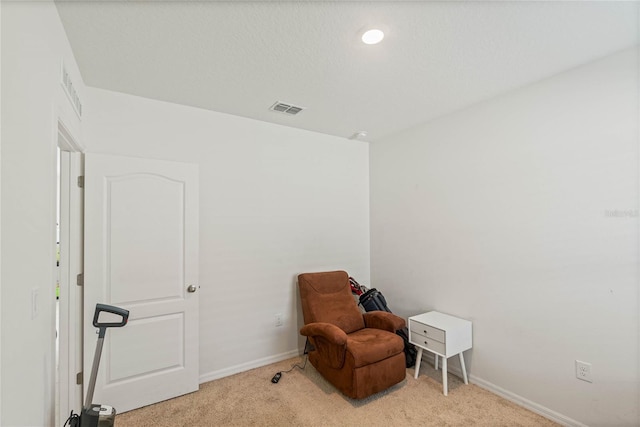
[408,311,472,396]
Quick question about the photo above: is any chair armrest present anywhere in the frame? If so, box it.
[300,322,348,369]
[363,312,406,332]
[300,322,348,346]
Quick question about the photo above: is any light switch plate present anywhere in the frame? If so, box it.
[31,287,40,319]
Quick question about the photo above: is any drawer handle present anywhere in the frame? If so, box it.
[424,341,428,345]
[423,330,428,334]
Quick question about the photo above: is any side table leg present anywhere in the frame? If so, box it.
[414,347,423,379]
[442,356,448,396]
[459,352,468,384]
[434,354,438,370]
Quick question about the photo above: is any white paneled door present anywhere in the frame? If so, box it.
[84,153,199,413]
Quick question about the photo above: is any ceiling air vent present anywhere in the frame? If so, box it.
[269,101,305,116]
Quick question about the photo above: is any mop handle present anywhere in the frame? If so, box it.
[84,333,105,409]
[93,303,129,329]
[84,304,130,409]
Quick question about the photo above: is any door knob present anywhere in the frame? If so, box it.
[187,285,198,293]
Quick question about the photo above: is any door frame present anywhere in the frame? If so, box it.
[57,120,84,426]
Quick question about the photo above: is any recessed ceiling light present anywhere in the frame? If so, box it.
[361,29,384,45]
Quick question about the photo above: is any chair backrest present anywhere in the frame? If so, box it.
[298,270,365,334]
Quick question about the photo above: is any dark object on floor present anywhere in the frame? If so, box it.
[298,270,406,399]
[357,287,418,368]
[271,354,309,384]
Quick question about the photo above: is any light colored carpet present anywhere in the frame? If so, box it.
[117,357,559,426]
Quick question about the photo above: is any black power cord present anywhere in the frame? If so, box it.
[271,355,308,384]
[271,339,311,384]
[63,410,80,427]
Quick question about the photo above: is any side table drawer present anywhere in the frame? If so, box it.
[409,320,445,342]
[410,331,446,355]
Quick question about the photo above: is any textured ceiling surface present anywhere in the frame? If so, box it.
[55,1,638,142]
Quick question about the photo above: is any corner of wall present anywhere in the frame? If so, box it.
[0,1,85,425]
[0,0,3,422]
[636,21,640,427]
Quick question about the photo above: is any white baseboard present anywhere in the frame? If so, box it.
[416,355,586,427]
[199,349,301,384]
[469,376,587,427]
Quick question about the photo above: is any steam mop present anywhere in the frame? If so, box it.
[65,303,129,427]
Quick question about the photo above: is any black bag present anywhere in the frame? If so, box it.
[395,329,417,369]
[359,288,390,312]
[358,288,417,368]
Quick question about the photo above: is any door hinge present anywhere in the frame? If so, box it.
[77,176,84,188]
[76,371,83,385]
[76,273,84,286]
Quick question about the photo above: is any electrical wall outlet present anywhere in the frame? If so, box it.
[576,360,592,383]
[275,313,283,327]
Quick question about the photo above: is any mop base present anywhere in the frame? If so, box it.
[80,404,116,427]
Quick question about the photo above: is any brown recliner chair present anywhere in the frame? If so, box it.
[298,270,407,399]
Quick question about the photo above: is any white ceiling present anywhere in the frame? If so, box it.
[55,1,639,142]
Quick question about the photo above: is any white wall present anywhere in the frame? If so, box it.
[0,1,3,421]
[370,48,639,426]
[83,88,370,380]
[3,3,633,425]
[1,2,84,425]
